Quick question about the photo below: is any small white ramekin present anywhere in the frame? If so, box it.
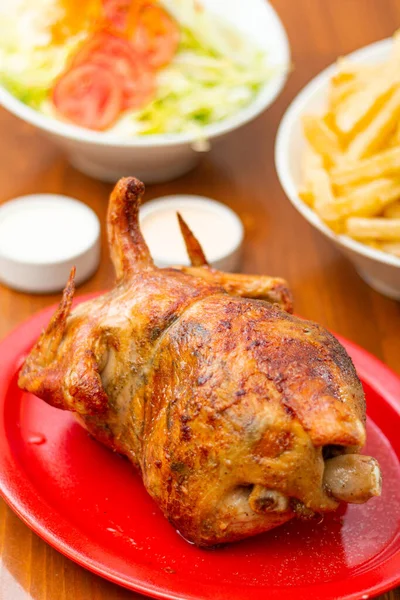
[0,194,100,293]
[139,194,244,271]
[275,38,400,300]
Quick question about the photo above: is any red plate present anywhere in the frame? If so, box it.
[0,296,399,600]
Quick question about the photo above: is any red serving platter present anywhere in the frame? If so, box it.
[0,296,399,600]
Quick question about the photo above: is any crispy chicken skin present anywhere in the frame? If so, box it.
[19,177,381,547]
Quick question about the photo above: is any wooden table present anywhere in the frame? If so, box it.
[0,1,399,598]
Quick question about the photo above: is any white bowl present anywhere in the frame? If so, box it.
[0,0,290,184]
[276,37,400,301]
[139,194,244,270]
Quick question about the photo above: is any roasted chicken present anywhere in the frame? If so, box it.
[19,177,381,547]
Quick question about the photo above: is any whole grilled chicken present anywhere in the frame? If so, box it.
[19,177,381,547]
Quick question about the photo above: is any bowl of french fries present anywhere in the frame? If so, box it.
[276,33,400,300]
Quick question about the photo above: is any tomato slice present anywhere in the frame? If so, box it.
[131,4,180,68]
[102,0,130,30]
[71,32,155,111]
[70,32,129,68]
[52,63,123,130]
[91,51,155,109]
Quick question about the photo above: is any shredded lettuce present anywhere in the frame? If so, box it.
[0,73,49,109]
[0,0,272,135]
[0,1,87,109]
[129,18,270,135]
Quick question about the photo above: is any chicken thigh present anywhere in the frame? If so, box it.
[19,177,381,547]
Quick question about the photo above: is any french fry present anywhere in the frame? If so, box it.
[303,161,400,225]
[389,121,400,146]
[346,217,400,240]
[308,166,339,224]
[329,63,382,112]
[298,186,314,207]
[335,178,400,218]
[334,76,396,137]
[380,241,400,257]
[299,31,400,256]
[363,239,382,250]
[383,200,400,218]
[329,79,362,112]
[390,29,400,64]
[331,58,357,85]
[302,115,342,164]
[362,239,400,258]
[299,147,322,208]
[331,59,380,84]
[345,86,400,160]
[302,144,323,174]
[334,31,400,137]
[331,146,400,188]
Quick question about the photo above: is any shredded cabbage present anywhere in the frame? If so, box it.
[0,0,272,135]
[0,1,86,107]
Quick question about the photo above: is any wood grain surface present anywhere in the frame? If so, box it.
[0,1,399,598]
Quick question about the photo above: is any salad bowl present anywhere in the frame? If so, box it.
[0,0,290,183]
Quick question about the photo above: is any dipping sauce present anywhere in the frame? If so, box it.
[0,196,98,263]
[0,194,100,293]
[139,195,244,271]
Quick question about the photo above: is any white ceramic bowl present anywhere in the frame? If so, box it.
[139,194,244,270]
[0,0,290,184]
[276,38,400,301]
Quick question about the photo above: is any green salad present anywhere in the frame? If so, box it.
[0,0,272,135]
